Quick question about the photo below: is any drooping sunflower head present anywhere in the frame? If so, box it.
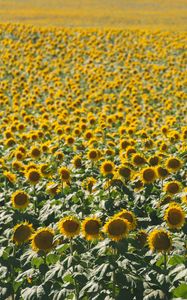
[115,209,137,230]
[136,230,148,248]
[59,167,71,182]
[11,190,29,209]
[164,181,182,195]
[100,160,115,176]
[31,228,55,252]
[39,163,51,178]
[103,217,129,241]
[166,157,183,172]
[46,182,59,196]
[81,217,101,241]
[148,229,172,252]
[13,222,34,245]
[118,165,132,180]
[4,171,16,184]
[58,216,80,238]
[25,168,41,185]
[164,202,185,229]
[141,167,157,184]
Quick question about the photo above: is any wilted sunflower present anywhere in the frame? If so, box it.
[25,168,41,185]
[103,217,129,241]
[164,203,185,229]
[59,167,71,182]
[115,209,137,230]
[165,157,182,172]
[11,190,29,209]
[164,181,182,195]
[13,222,34,245]
[148,229,172,252]
[58,216,80,238]
[81,217,101,240]
[31,228,54,252]
[100,160,115,176]
[141,167,157,184]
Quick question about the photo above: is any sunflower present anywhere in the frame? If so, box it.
[165,157,182,172]
[164,203,185,229]
[103,217,129,241]
[100,160,115,176]
[4,171,16,183]
[13,222,34,245]
[164,181,182,195]
[59,167,71,182]
[141,167,157,184]
[149,155,160,166]
[25,168,41,185]
[148,229,172,252]
[156,166,170,179]
[11,190,29,209]
[118,165,132,180]
[30,146,41,159]
[39,164,51,178]
[132,153,146,167]
[46,182,59,196]
[72,155,82,168]
[115,209,137,230]
[87,149,98,161]
[31,228,54,252]
[58,216,80,238]
[81,217,101,240]
[82,177,96,193]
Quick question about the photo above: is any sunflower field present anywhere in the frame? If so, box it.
[0,24,186,300]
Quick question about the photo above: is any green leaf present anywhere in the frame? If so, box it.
[169,255,186,266]
[173,284,187,298]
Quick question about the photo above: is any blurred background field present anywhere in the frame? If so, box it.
[0,0,187,30]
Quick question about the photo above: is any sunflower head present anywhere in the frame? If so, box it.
[87,149,98,161]
[164,203,185,229]
[181,188,187,204]
[58,216,80,238]
[13,222,34,245]
[156,166,170,179]
[164,181,182,195]
[136,230,148,248]
[132,153,146,166]
[31,228,55,252]
[115,209,137,230]
[100,160,115,176]
[25,168,41,185]
[81,217,101,241]
[148,229,172,252]
[166,157,182,172]
[59,167,71,182]
[118,165,132,180]
[11,190,29,209]
[141,167,157,184]
[103,217,129,241]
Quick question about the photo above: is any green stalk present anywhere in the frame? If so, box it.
[70,239,79,300]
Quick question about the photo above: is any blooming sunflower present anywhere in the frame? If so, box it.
[118,165,132,180]
[46,182,59,196]
[72,155,82,168]
[13,222,34,245]
[164,181,182,195]
[100,160,115,176]
[164,203,185,229]
[141,167,157,184]
[4,171,16,184]
[132,153,146,167]
[148,229,172,252]
[115,209,137,230]
[81,217,101,241]
[82,177,96,193]
[25,168,41,185]
[58,216,80,238]
[165,157,182,172]
[59,167,71,183]
[31,228,54,252]
[11,190,29,209]
[156,166,170,179]
[87,149,98,161]
[103,217,129,241]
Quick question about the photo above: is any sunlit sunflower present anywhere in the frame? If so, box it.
[132,153,146,167]
[31,228,54,252]
[82,177,97,193]
[181,187,187,204]
[81,217,101,240]
[115,209,137,230]
[156,166,170,179]
[39,164,51,178]
[164,181,182,195]
[13,222,34,245]
[4,171,16,184]
[165,157,183,172]
[100,160,115,176]
[46,182,60,196]
[11,190,29,209]
[87,149,98,161]
[118,165,132,180]
[164,203,185,229]
[25,168,41,185]
[72,155,82,169]
[103,217,129,241]
[58,216,80,238]
[141,167,157,184]
[148,229,172,252]
[59,167,71,182]
[30,146,41,159]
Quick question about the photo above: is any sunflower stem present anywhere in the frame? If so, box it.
[164,251,167,274]
[70,239,79,300]
[33,185,37,214]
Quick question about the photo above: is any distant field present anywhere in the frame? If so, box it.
[0,0,187,29]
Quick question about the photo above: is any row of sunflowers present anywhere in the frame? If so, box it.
[0,24,186,300]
